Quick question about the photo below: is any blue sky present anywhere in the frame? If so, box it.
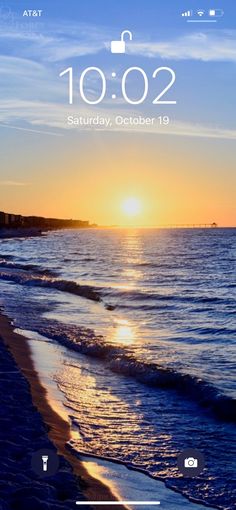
[0,0,236,135]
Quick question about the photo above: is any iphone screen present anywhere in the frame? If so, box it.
[0,2,235,510]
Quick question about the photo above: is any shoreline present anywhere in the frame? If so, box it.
[0,227,43,238]
[24,327,218,510]
[0,311,126,509]
[0,226,96,239]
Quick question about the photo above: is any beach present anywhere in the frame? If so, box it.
[0,311,218,510]
[0,312,126,509]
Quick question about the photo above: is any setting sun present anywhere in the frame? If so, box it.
[121,197,142,217]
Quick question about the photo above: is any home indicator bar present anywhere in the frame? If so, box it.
[76,502,161,506]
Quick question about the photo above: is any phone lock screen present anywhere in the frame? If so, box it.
[0,1,235,510]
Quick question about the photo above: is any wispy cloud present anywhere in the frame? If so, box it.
[0,15,236,63]
[0,122,63,137]
[112,119,236,140]
[0,21,109,62]
[0,180,30,186]
[2,96,236,141]
[1,18,236,62]
[128,31,236,62]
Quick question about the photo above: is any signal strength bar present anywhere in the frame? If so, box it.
[181,10,192,17]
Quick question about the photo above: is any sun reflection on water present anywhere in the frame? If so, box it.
[111,319,136,346]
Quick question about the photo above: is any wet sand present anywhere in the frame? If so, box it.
[0,311,125,510]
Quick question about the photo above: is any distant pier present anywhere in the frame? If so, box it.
[156,223,218,228]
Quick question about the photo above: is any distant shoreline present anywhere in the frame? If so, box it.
[0,225,97,239]
[0,224,235,240]
[0,210,97,233]
[0,227,43,238]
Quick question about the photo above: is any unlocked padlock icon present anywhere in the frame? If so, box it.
[111,30,133,54]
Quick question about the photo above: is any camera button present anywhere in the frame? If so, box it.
[177,448,205,477]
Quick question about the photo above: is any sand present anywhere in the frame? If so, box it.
[0,311,126,510]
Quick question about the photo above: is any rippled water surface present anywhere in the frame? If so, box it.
[0,228,235,509]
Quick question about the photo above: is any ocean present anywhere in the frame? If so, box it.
[0,228,235,509]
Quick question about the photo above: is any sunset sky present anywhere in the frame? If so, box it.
[0,0,236,226]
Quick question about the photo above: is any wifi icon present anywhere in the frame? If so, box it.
[197,9,205,16]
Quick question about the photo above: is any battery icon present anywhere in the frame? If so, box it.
[209,9,224,17]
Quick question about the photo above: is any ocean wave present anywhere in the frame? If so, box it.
[103,287,232,306]
[104,289,175,302]
[109,357,236,423]
[117,303,175,311]
[0,268,101,302]
[0,254,14,260]
[31,321,236,424]
[0,259,56,277]
[1,258,232,312]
